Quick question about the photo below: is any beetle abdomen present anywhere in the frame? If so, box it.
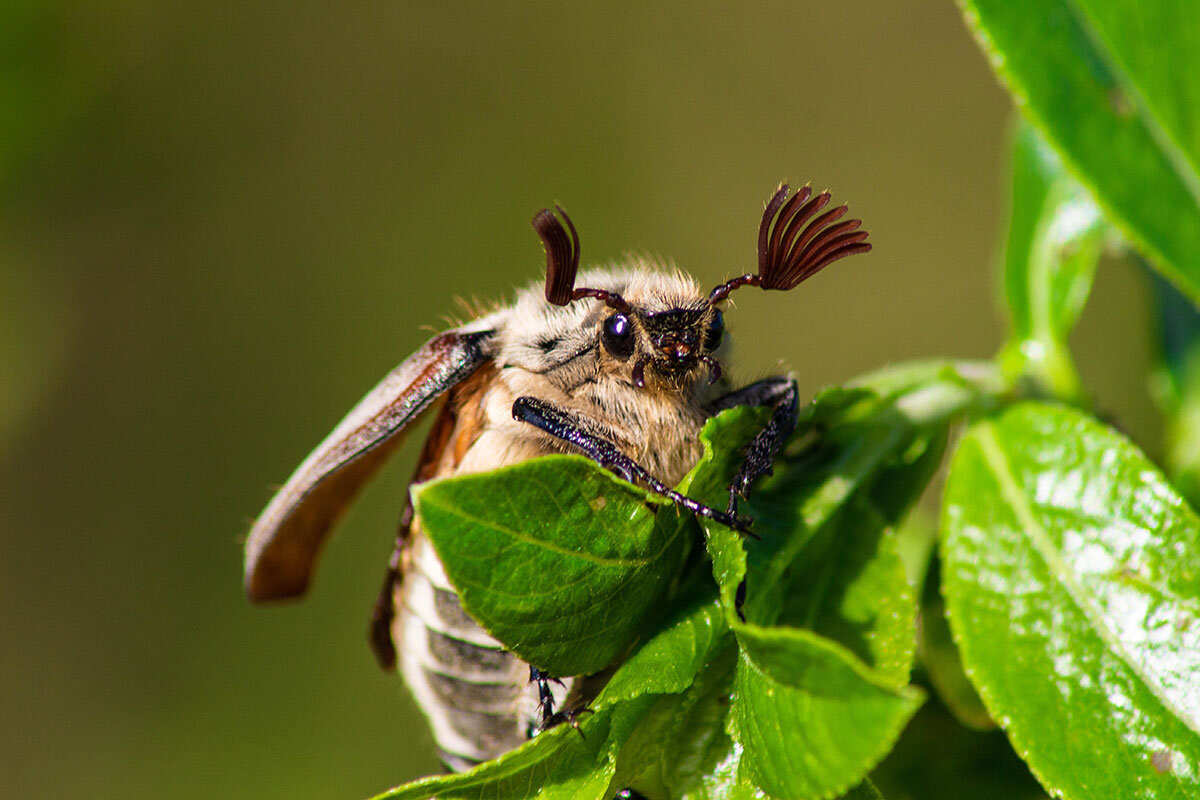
[395,533,570,772]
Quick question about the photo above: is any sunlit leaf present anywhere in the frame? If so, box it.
[706,362,989,676]
[414,456,690,677]
[730,623,923,799]
[958,0,1200,303]
[997,120,1105,401]
[596,574,729,707]
[371,696,657,800]
[943,402,1200,800]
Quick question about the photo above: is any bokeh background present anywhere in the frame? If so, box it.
[0,2,1155,798]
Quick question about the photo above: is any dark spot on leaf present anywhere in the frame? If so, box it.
[1109,88,1133,118]
[1117,565,1142,583]
[1151,749,1174,774]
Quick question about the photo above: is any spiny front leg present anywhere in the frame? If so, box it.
[710,377,800,623]
[512,396,751,533]
[529,664,557,729]
[528,665,591,736]
[710,377,799,517]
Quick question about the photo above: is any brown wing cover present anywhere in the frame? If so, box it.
[244,330,493,602]
[369,361,497,670]
[393,359,497,552]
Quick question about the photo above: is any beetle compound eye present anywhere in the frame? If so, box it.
[602,314,635,358]
[704,309,724,352]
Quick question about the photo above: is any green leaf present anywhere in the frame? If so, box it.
[774,426,946,686]
[942,402,1200,800]
[707,362,990,675]
[626,638,745,799]
[958,0,1200,302]
[730,623,923,799]
[596,573,729,706]
[918,557,994,731]
[672,363,990,799]
[837,780,886,800]
[676,404,772,623]
[997,120,1106,401]
[413,455,690,677]
[1151,269,1200,507]
[371,695,657,800]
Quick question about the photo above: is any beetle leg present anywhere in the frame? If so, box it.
[528,664,593,738]
[529,665,557,727]
[709,377,799,517]
[545,705,594,739]
[708,377,799,621]
[512,396,751,533]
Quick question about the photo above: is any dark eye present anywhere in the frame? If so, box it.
[602,314,635,358]
[704,310,724,351]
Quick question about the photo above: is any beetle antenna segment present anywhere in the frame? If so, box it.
[533,204,632,313]
[534,205,580,305]
[708,182,872,303]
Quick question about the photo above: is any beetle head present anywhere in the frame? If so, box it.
[532,183,871,389]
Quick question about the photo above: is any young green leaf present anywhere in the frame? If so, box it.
[997,120,1105,401]
[704,362,993,673]
[729,623,923,799]
[774,428,946,686]
[371,696,658,800]
[595,572,730,706]
[414,455,690,677]
[675,403,772,623]
[942,402,1200,800]
[958,0,1200,303]
[775,493,916,687]
[619,640,742,799]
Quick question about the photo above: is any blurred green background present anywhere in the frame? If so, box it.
[0,2,1155,798]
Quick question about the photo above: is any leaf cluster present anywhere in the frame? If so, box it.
[376,1,1200,797]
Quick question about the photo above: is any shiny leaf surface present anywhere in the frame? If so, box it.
[730,623,923,799]
[997,120,1105,401]
[959,0,1200,302]
[414,455,690,677]
[372,696,657,800]
[943,402,1200,799]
